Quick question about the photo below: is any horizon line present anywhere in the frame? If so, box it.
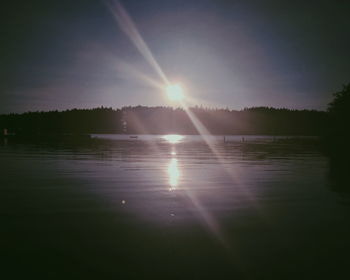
[0,104,327,115]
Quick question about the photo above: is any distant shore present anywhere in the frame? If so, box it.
[0,106,326,136]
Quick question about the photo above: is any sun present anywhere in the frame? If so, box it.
[165,84,184,101]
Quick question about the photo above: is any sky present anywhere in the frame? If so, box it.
[1,0,349,113]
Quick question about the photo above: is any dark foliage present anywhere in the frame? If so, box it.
[324,83,350,154]
[0,105,326,136]
[327,83,350,136]
[0,107,122,135]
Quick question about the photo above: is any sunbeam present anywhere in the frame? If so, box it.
[180,102,257,202]
[107,0,169,85]
[113,59,165,90]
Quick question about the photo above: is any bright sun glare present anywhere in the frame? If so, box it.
[162,134,184,144]
[165,84,184,101]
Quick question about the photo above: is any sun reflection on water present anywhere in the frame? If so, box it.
[162,134,184,144]
[168,158,180,191]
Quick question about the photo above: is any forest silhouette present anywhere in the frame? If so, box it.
[0,83,348,137]
[0,106,326,136]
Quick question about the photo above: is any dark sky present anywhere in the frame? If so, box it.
[1,0,349,113]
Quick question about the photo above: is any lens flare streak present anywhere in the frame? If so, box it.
[107,1,169,85]
[108,0,258,247]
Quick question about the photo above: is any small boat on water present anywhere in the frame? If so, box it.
[129,135,138,139]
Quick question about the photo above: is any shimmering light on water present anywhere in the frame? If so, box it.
[162,134,184,144]
[1,134,350,279]
[168,158,180,190]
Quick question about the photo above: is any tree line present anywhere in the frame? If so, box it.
[1,83,349,136]
[0,106,327,136]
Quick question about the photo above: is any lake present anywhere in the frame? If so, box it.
[1,134,349,279]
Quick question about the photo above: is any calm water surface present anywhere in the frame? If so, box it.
[1,135,349,279]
